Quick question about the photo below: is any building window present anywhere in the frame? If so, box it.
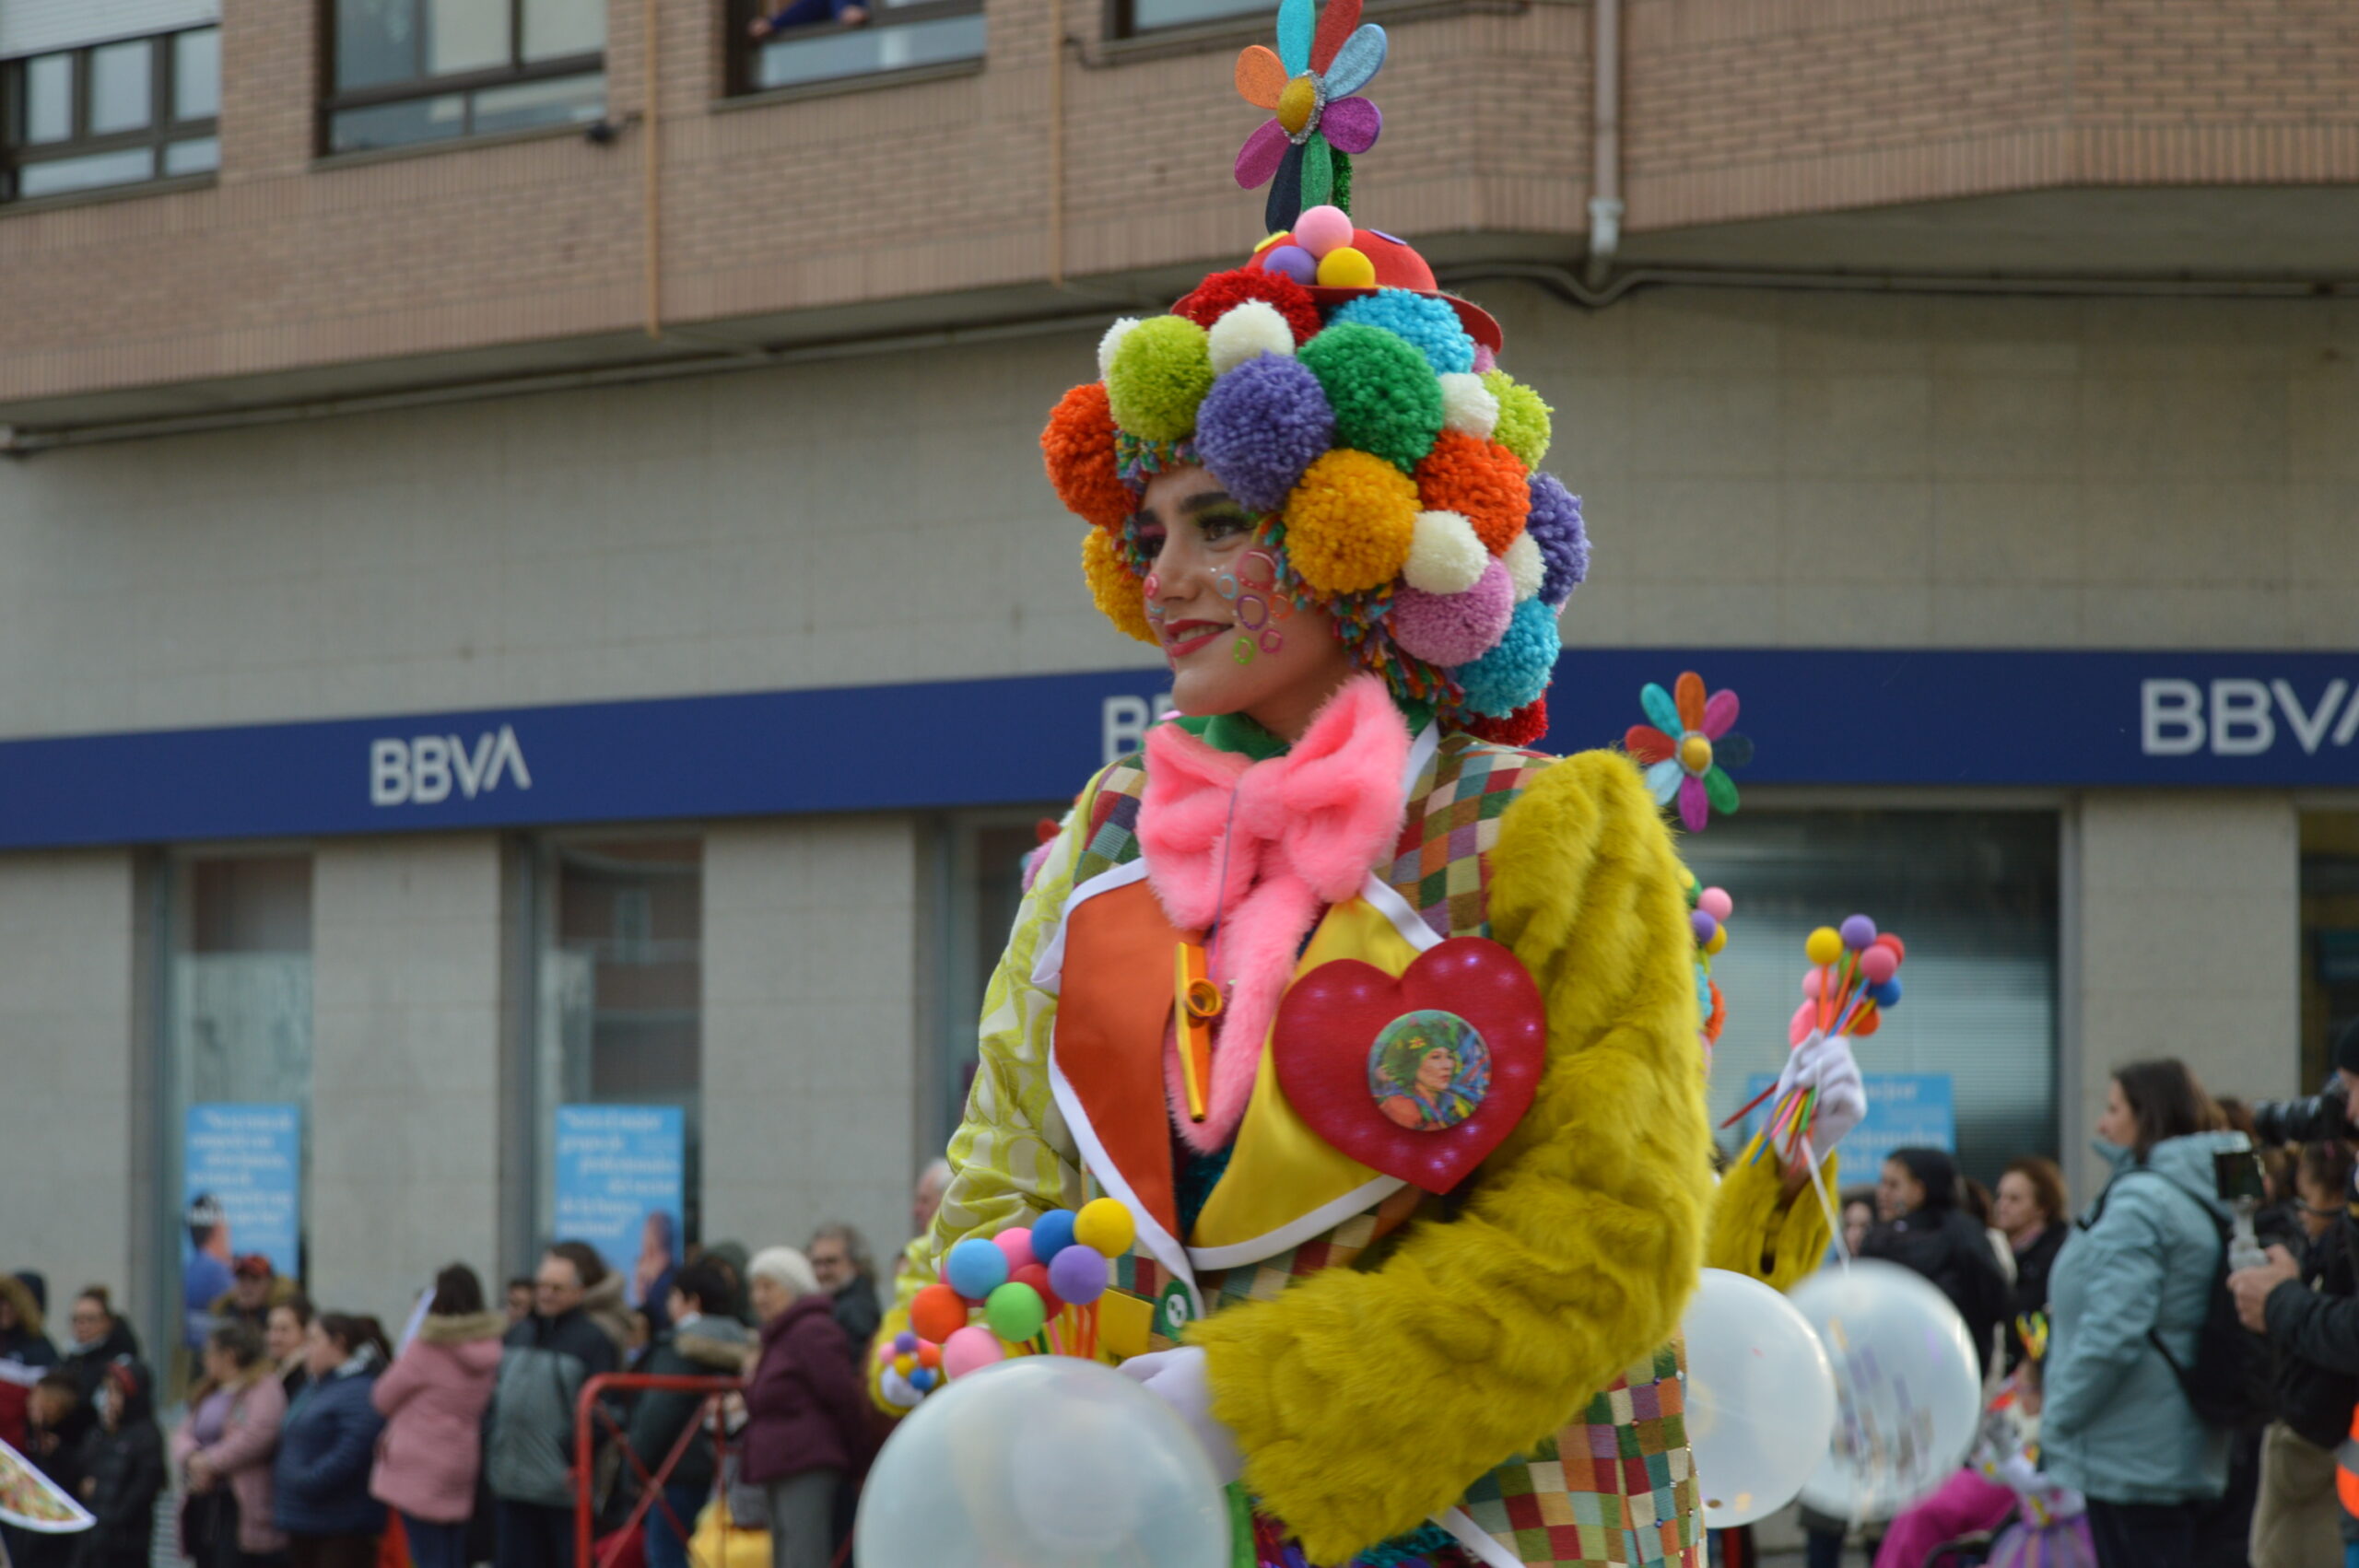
[324,0,604,155]
[929,812,1056,1146]
[2,28,219,202]
[161,853,314,1376]
[1107,0,1262,37]
[730,0,983,95]
[533,838,703,1267]
[2302,813,2359,1087]
[1683,810,2060,1181]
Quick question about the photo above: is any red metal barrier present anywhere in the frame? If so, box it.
[572,1372,745,1568]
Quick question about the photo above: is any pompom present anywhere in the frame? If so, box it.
[1193,354,1335,515]
[1402,509,1487,594]
[1390,558,1514,667]
[1281,449,1418,595]
[1414,429,1530,553]
[1466,696,1548,747]
[1524,473,1590,607]
[1082,528,1157,645]
[1317,246,1376,287]
[1328,290,1476,376]
[1297,323,1444,473]
[1482,369,1554,469]
[1107,315,1215,443]
[1040,381,1132,530]
[1174,267,1322,347]
[1293,205,1354,258]
[1454,597,1559,716]
[1097,317,1140,381]
[1206,301,1300,376]
[1438,371,1498,439]
[1501,532,1544,603]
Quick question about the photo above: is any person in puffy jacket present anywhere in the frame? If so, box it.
[1860,1145,2012,1375]
[369,1265,504,1568]
[623,1258,749,1568]
[171,1322,289,1568]
[273,1314,389,1568]
[75,1359,164,1568]
[2043,1059,2245,1568]
[741,1249,870,1568]
[487,1243,621,1568]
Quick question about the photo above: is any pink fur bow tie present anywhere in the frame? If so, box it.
[1138,674,1413,1153]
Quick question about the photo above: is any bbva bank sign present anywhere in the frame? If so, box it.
[370,725,533,807]
[2141,678,2359,758]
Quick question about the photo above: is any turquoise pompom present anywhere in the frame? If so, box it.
[1455,598,1560,717]
[1329,289,1475,376]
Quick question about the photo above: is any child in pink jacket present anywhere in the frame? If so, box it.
[368,1268,505,1568]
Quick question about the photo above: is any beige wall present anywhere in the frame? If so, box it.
[702,816,925,1290]
[309,835,508,1321]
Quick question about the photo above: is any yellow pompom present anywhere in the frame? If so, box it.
[1316,246,1377,288]
[1082,529,1157,645]
[1705,926,1728,955]
[1282,449,1419,595]
[1074,1198,1136,1257]
[892,1353,916,1377]
[1679,734,1713,773]
[1805,927,1843,965]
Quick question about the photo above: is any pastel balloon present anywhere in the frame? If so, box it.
[941,1325,1003,1378]
[1839,914,1877,951]
[1697,886,1733,922]
[1805,927,1843,965]
[1682,1269,1837,1527]
[985,1281,1048,1344]
[1074,1198,1137,1258]
[945,1237,1009,1300]
[1859,946,1898,985]
[1790,1261,1982,1520]
[1802,969,1825,1000]
[1048,1244,1109,1306]
[1031,1209,1078,1262]
[1014,1262,1063,1317]
[1873,932,1907,963]
[1789,1001,1815,1046]
[911,1282,968,1343]
[994,1227,1038,1274]
[1293,205,1354,258]
[1691,910,1719,945]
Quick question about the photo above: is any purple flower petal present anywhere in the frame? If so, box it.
[1679,774,1709,833]
[1703,687,1740,740]
[1234,119,1291,190]
[1320,96,1381,155]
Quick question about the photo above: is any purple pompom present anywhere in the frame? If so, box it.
[1193,354,1335,515]
[1391,558,1513,667]
[1524,473,1590,608]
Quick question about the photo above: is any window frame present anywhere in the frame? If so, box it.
[1102,0,1265,41]
[0,27,220,205]
[723,0,985,100]
[318,0,605,157]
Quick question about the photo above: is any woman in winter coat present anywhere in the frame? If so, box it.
[2043,1059,2244,1568]
[171,1322,289,1568]
[739,1250,870,1568]
[272,1314,389,1568]
[369,1266,504,1568]
[61,1290,140,1404]
[1860,1145,2013,1375]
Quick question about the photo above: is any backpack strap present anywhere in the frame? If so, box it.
[2080,1168,2224,1376]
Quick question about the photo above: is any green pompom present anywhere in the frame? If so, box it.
[1482,369,1553,469]
[1107,315,1215,443]
[1299,323,1444,473]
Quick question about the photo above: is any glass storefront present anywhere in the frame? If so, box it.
[1681,809,2061,1183]
[158,852,314,1370]
[930,812,1057,1147]
[2302,812,2359,1090]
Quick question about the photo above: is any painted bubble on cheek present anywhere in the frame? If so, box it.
[1215,548,1291,664]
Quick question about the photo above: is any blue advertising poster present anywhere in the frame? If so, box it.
[183,1104,301,1346]
[1740,1071,1956,1177]
[554,1106,685,1310]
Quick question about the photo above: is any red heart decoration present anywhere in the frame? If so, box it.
[1273,936,1546,1194]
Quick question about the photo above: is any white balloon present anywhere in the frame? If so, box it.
[1681,1268,1837,1527]
[857,1356,1233,1568]
[1787,1259,1984,1522]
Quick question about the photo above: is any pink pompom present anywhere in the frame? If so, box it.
[1802,969,1824,1000]
[1293,205,1354,259]
[1472,343,1496,373]
[1789,1000,1815,1046]
[992,1227,1036,1274]
[1698,886,1733,922]
[1390,558,1514,667]
[942,1325,1003,1378]
[1860,945,1898,985]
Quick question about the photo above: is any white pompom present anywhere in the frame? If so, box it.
[1207,300,1297,377]
[1438,372,1499,439]
[1503,532,1544,603]
[1097,318,1141,381]
[1402,511,1487,595]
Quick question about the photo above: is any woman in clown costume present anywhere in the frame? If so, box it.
[875,6,1862,1563]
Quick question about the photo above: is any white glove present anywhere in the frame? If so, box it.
[878,1366,924,1411]
[1117,1346,1241,1482]
[1775,1030,1866,1156]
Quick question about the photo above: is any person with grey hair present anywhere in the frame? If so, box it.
[804,1224,879,1365]
[740,1249,870,1568]
[911,1160,951,1236]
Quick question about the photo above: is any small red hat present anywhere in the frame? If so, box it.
[1242,225,1503,353]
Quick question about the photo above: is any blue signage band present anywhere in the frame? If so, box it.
[3,649,2354,851]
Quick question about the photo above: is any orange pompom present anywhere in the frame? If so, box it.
[1083,529,1158,645]
[1414,429,1531,554]
[1041,382,1133,531]
[910,1282,967,1343]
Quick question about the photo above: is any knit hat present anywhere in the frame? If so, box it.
[1039,0,1585,747]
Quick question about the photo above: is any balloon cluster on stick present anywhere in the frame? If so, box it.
[1723,913,1906,1164]
[882,1198,1135,1396]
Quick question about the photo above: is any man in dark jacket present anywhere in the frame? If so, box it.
[623,1259,748,1568]
[804,1225,880,1365]
[74,1360,163,1568]
[487,1242,622,1568]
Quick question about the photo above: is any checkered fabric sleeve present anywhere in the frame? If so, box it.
[1385,735,1557,941]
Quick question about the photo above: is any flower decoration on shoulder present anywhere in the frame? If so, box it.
[1626,671,1751,832]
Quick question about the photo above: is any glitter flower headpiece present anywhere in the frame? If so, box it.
[1039,0,1588,743]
